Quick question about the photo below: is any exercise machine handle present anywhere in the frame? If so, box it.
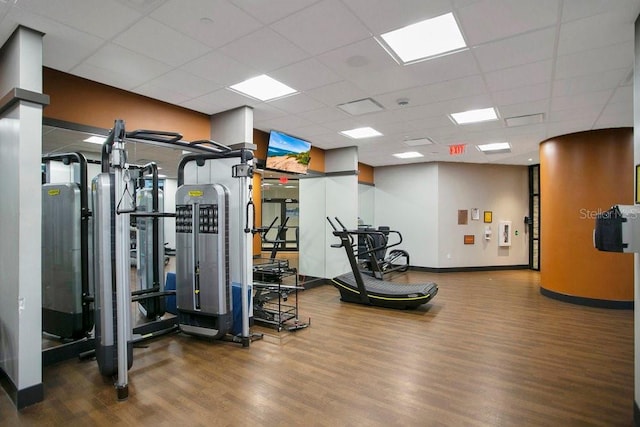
[126,129,183,144]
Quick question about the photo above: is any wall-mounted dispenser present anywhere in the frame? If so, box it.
[484,226,492,241]
[593,205,640,253]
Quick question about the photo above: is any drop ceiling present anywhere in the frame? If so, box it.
[3,0,639,168]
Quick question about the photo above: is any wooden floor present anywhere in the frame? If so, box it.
[0,270,633,426]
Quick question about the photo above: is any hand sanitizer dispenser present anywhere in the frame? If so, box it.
[594,205,640,253]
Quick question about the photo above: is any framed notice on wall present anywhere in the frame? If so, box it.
[484,211,492,223]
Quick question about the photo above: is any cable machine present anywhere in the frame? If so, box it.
[93,120,184,400]
[176,146,256,346]
[93,119,258,400]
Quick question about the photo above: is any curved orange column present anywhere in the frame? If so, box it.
[540,128,633,304]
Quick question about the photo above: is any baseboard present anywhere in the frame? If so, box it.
[634,401,640,426]
[540,287,633,310]
[411,264,530,273]
[0,367,43,410]
[300,276,331,289]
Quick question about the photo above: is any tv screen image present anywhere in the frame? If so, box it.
[266,130,311,174]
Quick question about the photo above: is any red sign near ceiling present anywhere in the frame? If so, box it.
[449,144,466,155]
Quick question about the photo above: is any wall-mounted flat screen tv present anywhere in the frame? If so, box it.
[266,130,311,174]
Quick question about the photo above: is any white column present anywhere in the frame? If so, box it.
[0,26,48,409]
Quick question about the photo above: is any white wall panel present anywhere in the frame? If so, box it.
[374,163,439,267]
[299,177,326,278]
[437,163,529,268]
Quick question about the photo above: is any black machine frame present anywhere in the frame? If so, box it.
[358,225,410,279]
[327,217,438,309]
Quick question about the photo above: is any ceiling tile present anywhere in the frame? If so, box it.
[492,82,551,107]
[558,10,634,56]
[609,85,632,105]
[255,114,315,132]
[113,18,211,67]
[134,69,222,103]
[548,107,600,123]
[561,0,640,23]
[353,50,480,94]
[497,100,549,120]
[297,106,351,124]
[473,27,556,72]
[72,43,172,90]
[375,75,488,110]
[457,0,560,45]
[341,0,453,34]
[271,0,370,55]
[270,58,342,92]
[594,101,633,129]
[4,7,104,72]
[252,103,289,123]
[484,60,553,92]
[230,0,320,24]
[181,51,258,86]
[17,0,142,39]
[268,93,326,114]
[546,117,598,138]
[316,38,399,79]
[554,41,634,79]
[550,89,613,112]
[219,27,309,73]
[150,0,263,49]
[180,88,261,115]
[552,68,628,97]
[305,80,368,106]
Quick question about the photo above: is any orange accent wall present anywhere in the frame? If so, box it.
[43,68,210,141]
[308,146,325,173]
[358,163,374,184]
[540,128,633,301]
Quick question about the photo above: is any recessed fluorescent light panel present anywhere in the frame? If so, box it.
[393,151,424,159]
[337,98,384,116]
[229,74,297,101]
[339,127,383,139]
[378,12,467,64]
[450,107,498,125]
[84,135,106,144]
[477,142,511,153]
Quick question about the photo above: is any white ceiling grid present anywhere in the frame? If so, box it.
[1,0,638,167]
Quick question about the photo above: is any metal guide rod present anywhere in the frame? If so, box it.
[239,173,250,345]
[112,126,130,400]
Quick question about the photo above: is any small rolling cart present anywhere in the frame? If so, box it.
[252,258,309,331]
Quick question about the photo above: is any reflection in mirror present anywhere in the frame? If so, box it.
[42,122,195,179]
[261,177,300,253]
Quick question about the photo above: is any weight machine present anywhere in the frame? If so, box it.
[42,152,94,340]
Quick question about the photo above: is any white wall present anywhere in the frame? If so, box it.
[374,163,439,267]
[163,178,177,250]
[374,162,529,269]
[325,176,358,278]
[437,163,529,268]
[299,147,359,279]
[358,183,375,226]
[632,13,640,413]
[299,177,326,278]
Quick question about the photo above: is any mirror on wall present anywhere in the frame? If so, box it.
[260,177,300,252]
